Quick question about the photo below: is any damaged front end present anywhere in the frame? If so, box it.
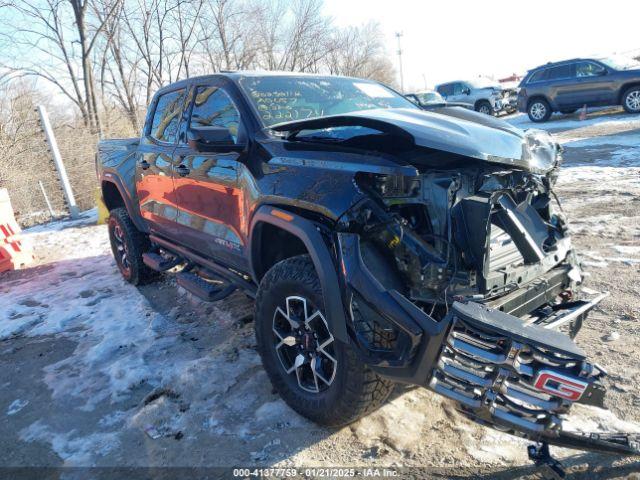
[333,158,638,469]
[271,108,639,470]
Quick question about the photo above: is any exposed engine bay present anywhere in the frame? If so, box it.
[271,108,640,475]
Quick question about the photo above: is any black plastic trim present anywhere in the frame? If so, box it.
[248,205,349,342]
[101,175,147,233]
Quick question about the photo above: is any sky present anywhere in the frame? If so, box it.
[323,0,640,91]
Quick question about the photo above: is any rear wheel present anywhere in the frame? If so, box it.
[254,255,394,426]
[528,98,551,122]
[622,86,640,113]
[475,100,493,115]
[108,208,157,285]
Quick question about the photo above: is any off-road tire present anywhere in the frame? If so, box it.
[528,98,552,122]
[108,208,157,285]
[475,100,493,115]
[622,86,640,113]
[255,255,394,427]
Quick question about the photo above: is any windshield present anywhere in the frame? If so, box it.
[467,78,499,89]
[417,91,444,104]
[239,75,417,127]
[599,56,640,71]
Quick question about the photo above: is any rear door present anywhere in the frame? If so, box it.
[173,82,247,268]
[545,63,577,109]
[136,87,189,239]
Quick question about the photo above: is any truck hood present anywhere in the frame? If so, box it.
[270,108,558,174]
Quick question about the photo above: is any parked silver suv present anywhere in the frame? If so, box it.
[435,79,517,115]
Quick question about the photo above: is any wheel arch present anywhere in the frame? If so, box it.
[100,177,147,232]
[527,95,552,110]
[249,205,349,342]
[474,98,492,111]
[618,82,640,104]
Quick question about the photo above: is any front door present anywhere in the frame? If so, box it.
[136,87,189,239]
[571,61,615,106]
[447,82,469,103]
[173,84,247,268]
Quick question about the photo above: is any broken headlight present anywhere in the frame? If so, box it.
[521,129,560,174]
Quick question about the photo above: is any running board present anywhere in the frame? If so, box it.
[176,271,236,302]
[142,252,181,272]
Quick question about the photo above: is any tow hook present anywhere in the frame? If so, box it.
[528,443,566,480]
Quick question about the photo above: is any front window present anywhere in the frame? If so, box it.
[190,86,241,143]
[239,75,417,127]
[576,62,605,77]
[452,83,467,95]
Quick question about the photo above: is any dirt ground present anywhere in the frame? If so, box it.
[1,107,639,479]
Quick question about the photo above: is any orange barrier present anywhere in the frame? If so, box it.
[0,188,34,273]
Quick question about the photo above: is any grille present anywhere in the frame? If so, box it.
[429,317,592,435]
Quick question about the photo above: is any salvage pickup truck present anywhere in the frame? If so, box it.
[97,72,639,474]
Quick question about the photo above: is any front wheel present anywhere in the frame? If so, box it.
[528,98,552,122]
[254,255,394,427]
[475,100,493,115]
[622,87,640,113]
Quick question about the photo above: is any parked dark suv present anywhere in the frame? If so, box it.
[518,58,640,122]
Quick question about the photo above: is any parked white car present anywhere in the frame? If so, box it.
[435,79,518,115]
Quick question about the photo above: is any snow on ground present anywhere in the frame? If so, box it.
[507,107,640,133]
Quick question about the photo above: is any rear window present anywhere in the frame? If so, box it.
[150,89,188,143]
[527,69,548,83]
[546,64,575,80]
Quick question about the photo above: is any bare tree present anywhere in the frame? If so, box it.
[326,22,395,84]
[198,0,262,72]
[0,0,121,133]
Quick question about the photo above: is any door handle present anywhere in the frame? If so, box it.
[176,164,190,177]
[140,160,150,170]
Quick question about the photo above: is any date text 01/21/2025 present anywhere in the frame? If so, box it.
[232,468,399,477]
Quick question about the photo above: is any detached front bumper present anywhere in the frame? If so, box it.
[336,232,639,456]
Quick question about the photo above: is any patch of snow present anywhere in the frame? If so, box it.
[564,405,640,434]
[19,420,120,466]
[563,133,640,148]
[605,256,640,265]
[24,209,98,234]
[507,110,640,131]
[582,260,609,269]
[6,399,29,416]
[611,245,640,255]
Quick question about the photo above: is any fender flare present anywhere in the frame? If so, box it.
[101,173,148,233]
[248,205,349,342]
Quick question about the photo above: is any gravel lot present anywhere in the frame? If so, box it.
[1,107,639,478]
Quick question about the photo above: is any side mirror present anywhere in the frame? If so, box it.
[187,126,244,152]
[463,87,471,95]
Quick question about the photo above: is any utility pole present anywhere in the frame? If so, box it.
[395,31,404,93]
[37,105,79,219]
